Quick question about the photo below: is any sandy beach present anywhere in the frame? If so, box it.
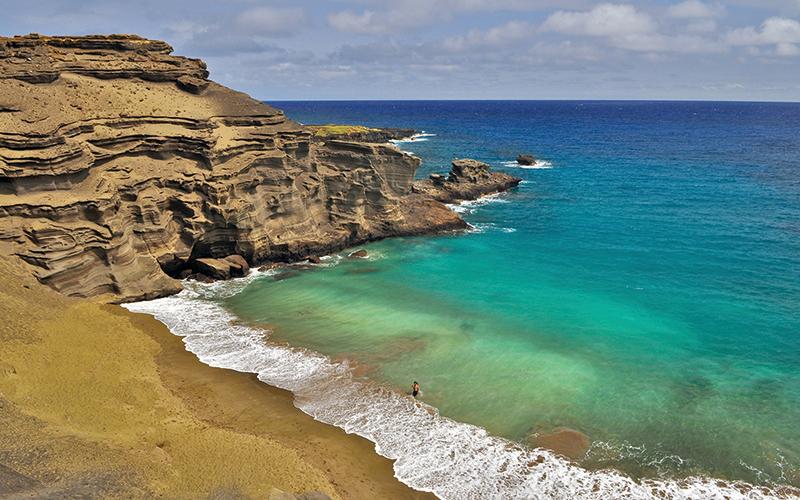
[0,255,431,498]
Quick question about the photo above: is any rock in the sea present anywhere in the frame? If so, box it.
[348,249,368,259]
[413,159,522,204]
[188,273,214,283]
[449,158,492,182]
[223,255,249,276]
[192,258,233,280]
[306,256,322,264]
[517,154,536,166]
[258,263,281,272]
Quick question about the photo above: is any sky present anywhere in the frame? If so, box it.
[2,0,800,101]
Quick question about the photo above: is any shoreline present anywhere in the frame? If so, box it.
[131,306,434,500]
[125,272,798,500]
[0,256,430,499]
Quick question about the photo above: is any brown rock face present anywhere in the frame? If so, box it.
[0,34,511,302]
[413,159,522,203]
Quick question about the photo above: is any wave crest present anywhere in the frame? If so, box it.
[124,283,790,500]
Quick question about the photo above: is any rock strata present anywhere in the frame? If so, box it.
[308,125,416,143]
[0,34,516,301]
[413,159,522,203]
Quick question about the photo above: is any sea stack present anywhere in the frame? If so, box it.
[413,159,522,203]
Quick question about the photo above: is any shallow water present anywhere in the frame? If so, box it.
[133,101,800,496]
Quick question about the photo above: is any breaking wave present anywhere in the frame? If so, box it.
[124,279,791,500]
[502,160,554,170]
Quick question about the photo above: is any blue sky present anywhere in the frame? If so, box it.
[2,0,800,100]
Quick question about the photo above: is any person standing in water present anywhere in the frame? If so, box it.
[412,381,420,398]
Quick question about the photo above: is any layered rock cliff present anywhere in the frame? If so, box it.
[0,34,517,302]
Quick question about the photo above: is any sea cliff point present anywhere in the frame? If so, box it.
[0,34,518,302]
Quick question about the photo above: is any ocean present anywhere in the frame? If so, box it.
[126,101,800,498]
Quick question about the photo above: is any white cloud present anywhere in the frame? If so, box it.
[443,21,535,50]
[235,7,307,36]
[725,16,800,55]
[542,3,656,37]
[668,1,723,19]
[328,10,383,34]
[327,0,592,34]
[612,32,726,53]
[685,19,718,33]
[776,41,800,55]
[726,16,800,45]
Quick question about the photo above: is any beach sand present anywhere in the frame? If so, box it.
[0,255,431,499]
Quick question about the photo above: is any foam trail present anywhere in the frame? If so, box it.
[124,281,789,500]
[502,160,554,170]
[391,131,436,145]
[446,192,510,215]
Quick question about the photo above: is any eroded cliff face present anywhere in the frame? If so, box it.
[0,34,466,301]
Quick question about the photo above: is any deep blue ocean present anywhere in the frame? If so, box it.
[130,101,800,497]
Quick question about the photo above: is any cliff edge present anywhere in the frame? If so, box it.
[0,34,517,302]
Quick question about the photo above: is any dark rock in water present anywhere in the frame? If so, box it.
[306,256,322,264]
[192,258,232,280]
[178,269,193,280]
[188,273,214,283]
[272,269,300,281]
[258,262,281,272]
[223,254,249,277]
[449,158,491,182]
[517,154,536,166]
[412,159,522,204]
[528,427,591,460]
[348,249,368,259]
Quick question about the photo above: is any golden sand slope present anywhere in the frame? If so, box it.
[0,255,430,499]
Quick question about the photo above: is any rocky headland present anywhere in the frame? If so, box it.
[307,124,417,143]
[0,34,519,302]
[412,159,522,203]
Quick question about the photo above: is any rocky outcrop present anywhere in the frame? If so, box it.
[413,159,522,203]
[0,34,514,301]
[308,125,416,144]
[517,154,536,166]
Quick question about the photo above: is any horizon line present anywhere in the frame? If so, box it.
[264,98,799,104]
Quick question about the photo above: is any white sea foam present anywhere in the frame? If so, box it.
[501,160,554,170]
[124,279,790,500]
[446,192,510,215]
[466,222,517,234]
[390,131,436,145]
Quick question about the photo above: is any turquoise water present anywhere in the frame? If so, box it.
[221,101,800,488]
